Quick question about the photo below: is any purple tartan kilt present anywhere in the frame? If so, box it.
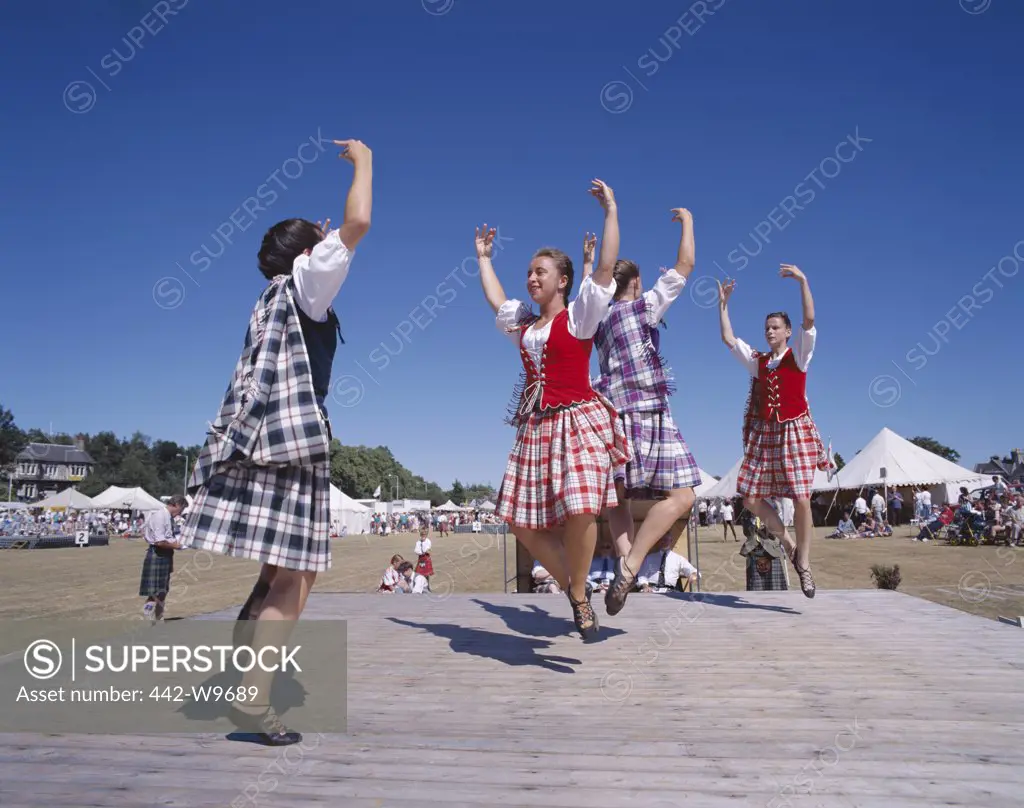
[615,410,701,498]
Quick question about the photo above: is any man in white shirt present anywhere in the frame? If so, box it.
[870,491,886,526]
[140,495,187,621]
[720,500,737,540]
[853,495,869,527]
[636,549,698,592]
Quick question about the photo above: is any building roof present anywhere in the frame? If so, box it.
[15,443,95,464]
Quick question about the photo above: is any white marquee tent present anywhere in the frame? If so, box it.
[29,488,100,510]
[702,460,837,500]
[434,500,463,512]
[693,467,719,497]
[92,486,166,511]
[330,485,373,536]
[829,427,990,502]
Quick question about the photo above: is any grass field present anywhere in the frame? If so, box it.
[1,525,1022,626]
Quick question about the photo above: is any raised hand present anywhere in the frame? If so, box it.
[316,217,332,236]
[582,231,597,278]
[779,263,806,283]
[334,139,371,165]
[589,178,617,211]
[475,224,496,260]
[671,207,692,224]
[717,278,736,306]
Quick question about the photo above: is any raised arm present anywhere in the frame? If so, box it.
[590,179,619,288]
[334,140,372,249]
[670,208,695,279]
[475,224,507,314]
[581,231,596,280]
[717,279,738,349]
[780,264,814,330]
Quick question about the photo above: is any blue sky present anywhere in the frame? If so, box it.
[2,0,1022,490]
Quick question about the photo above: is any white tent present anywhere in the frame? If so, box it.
[477,500,497,512]
[830,427,989,501]
[701,460,837,500]
[434,500,462,512]
[693,467,719,497]
[30,488,100,510]
[92,486,166,511]
[330,485,372,536]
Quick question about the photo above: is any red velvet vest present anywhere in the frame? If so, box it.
[512,309,599,421]
[757,349,809,422]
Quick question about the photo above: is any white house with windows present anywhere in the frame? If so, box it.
[12,438,95,501]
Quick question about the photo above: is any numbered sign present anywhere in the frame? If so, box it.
[74,530,89,547]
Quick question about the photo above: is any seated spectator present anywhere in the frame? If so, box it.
[739,532,787,591]
[378,555,404,593]
[636,549,699,592]
[396,561,429,594]
[858,515,879,537]
[827,512,856,538]
[914,505,953,542]
[531,561,561,594]
[1005,498,1024,546]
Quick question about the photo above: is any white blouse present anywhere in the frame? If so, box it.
[731,326,817,377]
[640,268,687,325]
[291,229,355,322]
[496,276,616,370]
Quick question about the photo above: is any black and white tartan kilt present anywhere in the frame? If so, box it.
[745,553,788,591]
[180,461,331,572]
[139,546,174,596]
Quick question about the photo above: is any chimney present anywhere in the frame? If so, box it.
[75,434,86,451]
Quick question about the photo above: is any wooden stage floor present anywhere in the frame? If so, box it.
[2,589,1022,807]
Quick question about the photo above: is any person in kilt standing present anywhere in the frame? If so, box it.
[476,179,629,642]
[589,206,701,617]
[716,266,832,598]
[179,139,372,745]
[139,495,188,621]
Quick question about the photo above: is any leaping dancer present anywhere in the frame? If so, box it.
[477,179,628,641]
[589,207,701,617]
[716,265,831,597]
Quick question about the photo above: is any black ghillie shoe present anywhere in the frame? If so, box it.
[228,704,302,746]
[788,552,816,599]
[604,557,638,617]
[568,589,600,642]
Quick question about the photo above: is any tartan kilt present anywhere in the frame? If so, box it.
[497,396,630,530]
[746,553,788,591]
[179,461,331,572]
[737,413,828,501]
[616,409,701,498]
[139,546,174,596]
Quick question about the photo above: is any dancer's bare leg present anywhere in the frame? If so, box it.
[607,487,695,615]
[514,527,569,591]
[744,498,792,553]
[606,480,634,559]
[562,514,599,603]
[238,565,277,620]
[624,487,695,574]
[792,499,813,570]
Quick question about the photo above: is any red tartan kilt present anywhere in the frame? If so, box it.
[737,413,828,501]
[416,553,434,576]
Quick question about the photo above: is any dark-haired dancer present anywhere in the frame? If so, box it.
[590,208,700,617]
[180,139,372,743]
[716,265,830,597]
[477,179,628,641]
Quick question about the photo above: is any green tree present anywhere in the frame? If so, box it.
[833,452,846,471]
[449,480,466,505]
[0,405,24,471]
[907,436,960,463]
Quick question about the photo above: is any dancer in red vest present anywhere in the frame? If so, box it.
[716,265,831,597]
[476,179,628,641]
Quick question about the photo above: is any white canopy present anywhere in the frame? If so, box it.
[434,500,462,512]
[30,488,100,510]
[693,467,719,497]
[476,500,496,512]
[91,486,166,511]
[832,428,989,494]
[330,485,372,536]
[701,460,836,500]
